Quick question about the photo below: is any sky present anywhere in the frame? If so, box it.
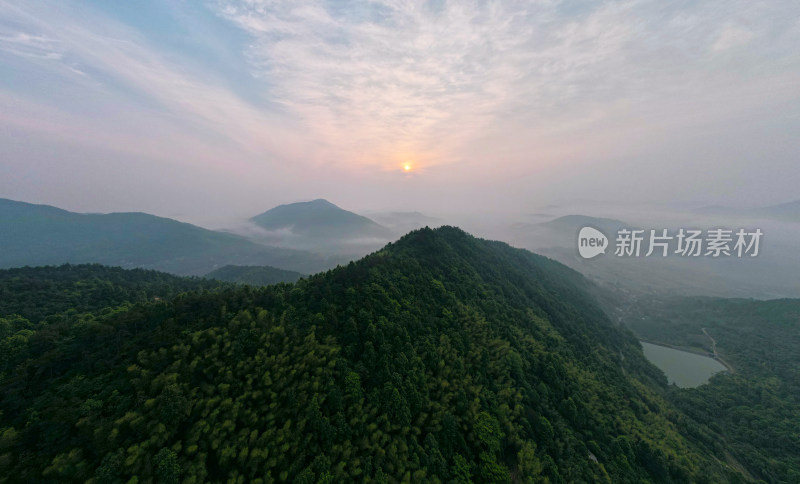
[1,0,798,225]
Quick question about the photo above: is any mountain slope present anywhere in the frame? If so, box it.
[205,264,304,285]
[250,199,393,239]
[541,214,628,234]
[621,295,800,482]
[0,198,339,275]
[0,264,223,324]
[694,199,800,222]
[755,200,800,222]
[0,228,747,483]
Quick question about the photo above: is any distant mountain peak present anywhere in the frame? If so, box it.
[308,198,336,205]
[0,197,338,275]
[693,199,800,222]
[543,214,627,226]
[540,214,628,233]
[250,199,393,239]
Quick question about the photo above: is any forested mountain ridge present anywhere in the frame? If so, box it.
[0,264,224,324]
[0,227,747,483]
[205,265,304,285]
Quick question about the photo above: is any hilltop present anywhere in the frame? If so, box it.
[250,199,393,240]
[0,227,749,482]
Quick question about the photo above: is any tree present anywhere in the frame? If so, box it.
[154,448,181,484]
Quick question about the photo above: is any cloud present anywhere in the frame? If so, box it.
[711,24,755,52]
[0,0,798,216]
[0,31,63,60]
[0,1,314,173]
[210,0,800,175]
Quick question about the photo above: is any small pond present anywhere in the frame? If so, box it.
[641,341,727,388]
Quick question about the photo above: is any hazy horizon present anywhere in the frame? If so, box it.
[2,0,799,224]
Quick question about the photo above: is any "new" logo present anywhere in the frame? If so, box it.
[578,227,608,259]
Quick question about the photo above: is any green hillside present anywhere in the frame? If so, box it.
[205,265,304,285]
[621,296,800,482]
[0,228,749,483]
[0,264,223,324]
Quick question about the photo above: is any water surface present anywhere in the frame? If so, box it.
[641,341,727,388]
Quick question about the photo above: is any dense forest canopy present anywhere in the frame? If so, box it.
[0,265,223,324]
[0,227,776,483]
[622,296,800,482]
[204,265,304,286]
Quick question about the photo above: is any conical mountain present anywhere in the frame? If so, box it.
[250,199,393,239]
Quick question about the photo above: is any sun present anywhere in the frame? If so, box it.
[403,163,412,172]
